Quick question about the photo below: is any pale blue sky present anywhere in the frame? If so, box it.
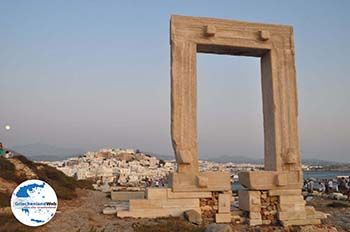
[0,1,349,161]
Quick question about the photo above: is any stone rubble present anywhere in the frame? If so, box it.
[184,209,203,225]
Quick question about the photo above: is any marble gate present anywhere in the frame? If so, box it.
[117,15,325,226]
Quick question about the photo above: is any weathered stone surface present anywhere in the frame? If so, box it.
[239,171,303,190]
[215,213,232,223]
[111,191,144,201]
[171,172,231,192]
[268,189,301,196]
[249,212,262,220]
[117,207,201,218]
[146,188,168,200]
[279,202,306,212]
[184,209,202,225]
[171,14,301,173]
[305,206,327,219]
[238,190,261,212]
[167,189,212,199]
[205,223,232,232]
[279,195,305,205]
[197,175,209,188]
[278,210,306,220]
[169,15,311,226]
[249,218,263,226]
[129,198,199,210]
[218,193,231,213]
[102,207,117,215]
[116,15,323,226]
[281,218,321,226]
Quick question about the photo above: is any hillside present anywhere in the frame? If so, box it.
[0,155,92,232]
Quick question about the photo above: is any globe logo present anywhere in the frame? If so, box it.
[11,179,58,227]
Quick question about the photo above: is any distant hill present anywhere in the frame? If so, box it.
[199,154,347,166]
[203,155,263,164]
[10,143,85,161]
[301,158,343,166]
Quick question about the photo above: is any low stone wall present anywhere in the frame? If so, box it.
[239,189,327,226]
[260,191,278,225]
[200,193,218,223]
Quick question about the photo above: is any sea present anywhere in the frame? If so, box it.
[232,170,350,191]
[303,170,350,180]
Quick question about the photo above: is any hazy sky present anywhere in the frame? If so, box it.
[0,1,349,161]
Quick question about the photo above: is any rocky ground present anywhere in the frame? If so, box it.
[1,156,349,232]
[1,188,348,232]
[31,190,348,232]
[307,196,350,232]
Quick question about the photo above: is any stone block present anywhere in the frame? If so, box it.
[103,207,117,215]
[146,188,168,200]
[280,218,321,226]
[268,189,301,196]
[130,198,199,210]
[278,210,306,220]
[111,191,145,201]
[117,207,201,218]
[239,171,303,190]
[249,218,262,226]
[305,206,327,219]
[305,206,316,215]
[276,173,287,186]
[197,175,208,188]
[279,195,304,205]
[262,219,271,225]
[279,203,305,212]
[205,25,216,36]
[259,30,270,41]
[238,190,261,212]
[215,213,231,223]
[184,209,202,225]
[218,193,231,213]
[249,212,262,220]
[129,199,161,210]
[167,189,212,199]
[171,172,231,192]
[162,198,200,208]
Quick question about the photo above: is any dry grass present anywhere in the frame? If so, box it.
[0,155,93,200]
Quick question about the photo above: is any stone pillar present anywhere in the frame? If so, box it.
[171,39,199,174]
